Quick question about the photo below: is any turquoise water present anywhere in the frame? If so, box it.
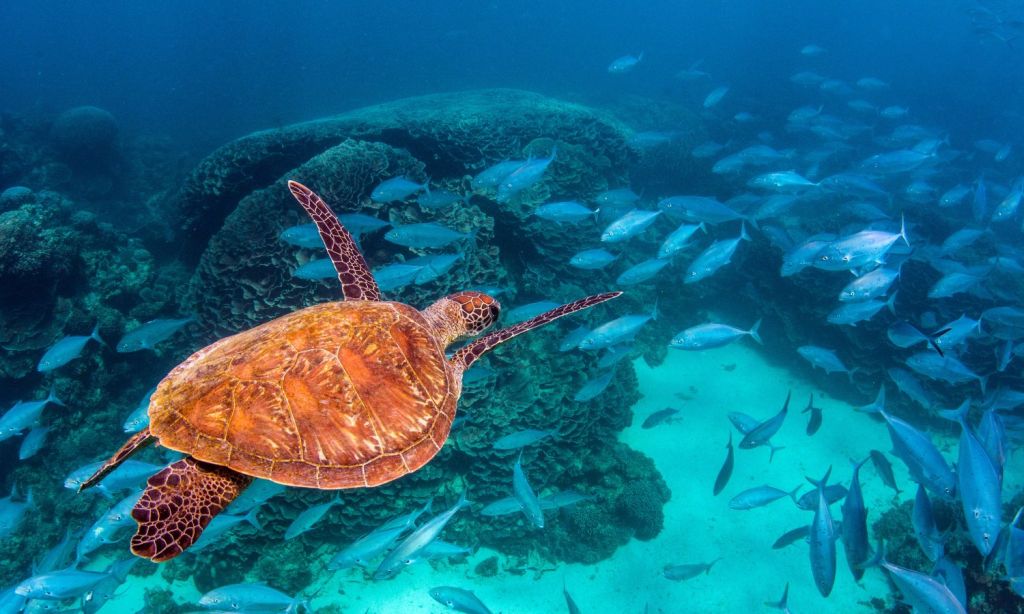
[2,2,1024,613]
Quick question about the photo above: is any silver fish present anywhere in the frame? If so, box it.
[371,176,426,203]
[115,318,193,353]
[513,453,544,528]
[429,586,493,614]
[37,324,104,371]
[373,492,470,580]
[283,495,340,540]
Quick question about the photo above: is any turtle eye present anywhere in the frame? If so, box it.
[449,291,501,335]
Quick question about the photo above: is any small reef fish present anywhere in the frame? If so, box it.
[429,586,493,614]
[663,558,721,581]
[371,176,426,203]
[374,492,470,580]
[670,319,762,350]
[513,453,544,528]
[116,317,193,353]
[198,583,307,613]
[608,52,643,73]
[385,223,474,249]
[713,433,734,496]
[641,408,680,429]
[492,428,558,450]
[37,324,104,372]
[569,248,618,270]
[284,495,341,540]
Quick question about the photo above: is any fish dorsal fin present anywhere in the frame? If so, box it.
[287,181,381,301]
[452,292,621,371]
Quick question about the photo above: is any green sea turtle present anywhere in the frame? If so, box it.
[80,180,620,562]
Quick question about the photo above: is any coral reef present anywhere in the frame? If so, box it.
[49,106,120,170]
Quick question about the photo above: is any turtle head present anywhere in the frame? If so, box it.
[422,291,500,348]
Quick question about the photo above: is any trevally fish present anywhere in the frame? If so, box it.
[80,558,138,614]
[122,387,155,433]
[37,324,104,372]
[880,556,966,614]
[496,148,556,203]
[616,258,670,286]
[642,408,680,429]
[279,223,324,248]
[594,188,640,207]
[940,227,987,254]
[685,224,750,283]
[713,433,734,496]
[933,314,980,351]
[17,426,49,460]
[658,222,706,258]
[418,188,467,211]
[773,526,810,549]
[905,352,986,393]
[808,467,837,597]
[0,487,31,539]
[728,485,800,510]
[228,479,286,515]
[384,223,474,249]
[739,391,790,460]
[558,325,590,352]
[748,171,818,192]
[826,293,896,326]
[374,263,424,292]
[573,370,615,402]
[371,176,426,203]
[838,267,900,302]
[198,583,307,613]
[657,196,744,225]
[429,586,493,614]
[116,317,193,353]
[669,319,762,350]
[568,248,617,270]
[76,490,143,562]
[374,492,470,580]
[505,301,560,325]
[860,149,934,174]
[0,386,64,442]
[284,495,340,540]
[703,85,729,109]
[15,566,118,601]
[601,209,662,242]
[797,346,853,380]
[493,428,558,450]
[913,483,944,562]
[870,450,901,495]
[578,311,655,350]
[513,453,544,528]
[939,401,1001,557]
[406,253,463,285]
[292,258,336,280]
[663,558,721,581]
[814,215,908,271]
[534,200,595,224]
[472,159,527,191]
[190,508,262,552]
[841,458,871,580]
[888,367,937,410]
[877,409,956,499]
[795,484,847,511]
[803,393,823,436]
[608,52,643,73]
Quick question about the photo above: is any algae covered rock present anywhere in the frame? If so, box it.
[49,105,120,169]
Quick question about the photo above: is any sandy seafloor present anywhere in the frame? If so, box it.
[98,341,1021,613]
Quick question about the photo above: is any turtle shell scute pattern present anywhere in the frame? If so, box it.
[149,301,456,489]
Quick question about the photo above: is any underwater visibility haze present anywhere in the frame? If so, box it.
[2,1,1024,612]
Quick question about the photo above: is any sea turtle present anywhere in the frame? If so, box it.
[80,180,619,562]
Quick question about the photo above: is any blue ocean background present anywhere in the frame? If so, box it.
[2,1,1024,612]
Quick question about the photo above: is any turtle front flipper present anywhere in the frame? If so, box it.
[451,291,622,371]
[80,428,154,492]
[130,457,252,562]
[287,180,382,301]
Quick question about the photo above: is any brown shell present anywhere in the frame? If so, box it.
[148,301,457,489]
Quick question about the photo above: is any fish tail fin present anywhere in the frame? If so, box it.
[456,490,473,510]
[243,507,263,531]
[786,484,802,503]
[802,393,814,413]
[699,221,708,234]
[748,319,763,345]
[929,327,951,357]
[768,442,785,463]
[745,215,761,232]
[858,539,886,570]
[885,291,898,315]
[651,299,659,322]
[739,221,751,242]
[765,582,790,610]
[89,323,108,348]
[46,383,65,407]
[979,374,988,396]
[847,366,862,383]
[899,212,910,246]
[807,466,832,489]
[637,51,645,62]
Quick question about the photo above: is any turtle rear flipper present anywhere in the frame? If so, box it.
[287,180,381,301]
[131,457,252,562]
[79,428,154,492]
